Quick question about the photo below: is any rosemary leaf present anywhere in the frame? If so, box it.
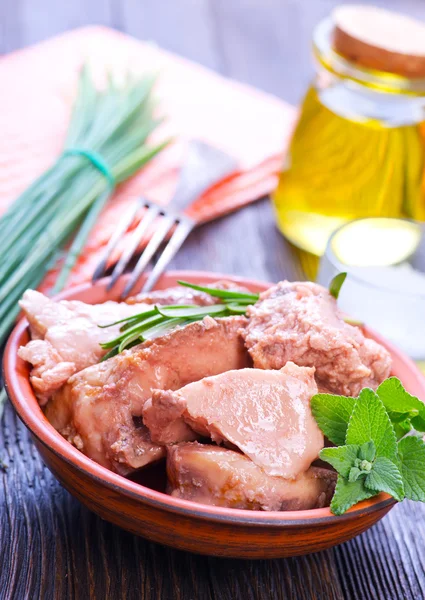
[177,281,259,302]
[156,304,228,318]
[98,282,258,359]
[97,308,158,329]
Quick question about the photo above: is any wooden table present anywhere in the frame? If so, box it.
[1,1,425,598]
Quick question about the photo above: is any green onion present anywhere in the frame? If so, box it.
[156,304,228,318]
[97,308,158,329]
[0,66,168,344]
[100,313,166,349]
[177,280,259,302]
[99,282,259,359]
[329,272,347,300]
[0,388,6,420]
[142,318,191,340]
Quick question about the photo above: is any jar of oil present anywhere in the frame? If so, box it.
[273,6,425,261]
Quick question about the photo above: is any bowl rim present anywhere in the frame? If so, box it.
[4,268,416,528]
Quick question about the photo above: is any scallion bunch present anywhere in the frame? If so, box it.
[0,66,169,414]
[0,67,168,343]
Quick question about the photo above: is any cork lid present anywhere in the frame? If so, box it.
[332,5,425,79]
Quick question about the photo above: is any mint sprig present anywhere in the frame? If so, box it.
[398,435,425,501]
[313,377,425,515]
[330,475,376,516]
[345,388,397,460]
[311,394,356,445]
[377,377,425,437]
[364,457,404,501]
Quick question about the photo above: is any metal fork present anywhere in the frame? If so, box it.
[92,140,237,297]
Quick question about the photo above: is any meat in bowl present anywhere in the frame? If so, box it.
[18,279,392,512]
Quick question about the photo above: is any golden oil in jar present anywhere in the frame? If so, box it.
[273,6,425,260]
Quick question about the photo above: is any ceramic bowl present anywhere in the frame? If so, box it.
[4,271,425,558]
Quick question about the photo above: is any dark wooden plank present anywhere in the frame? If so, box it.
[336,501,425,600]
[170,200,305,282]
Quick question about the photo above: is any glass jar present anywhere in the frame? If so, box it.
[273,14,425,261]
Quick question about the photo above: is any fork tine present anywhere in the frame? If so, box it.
[107,203,161,291]
[141,218,195,293]
[92,198,144,283]
[121,214,176,298]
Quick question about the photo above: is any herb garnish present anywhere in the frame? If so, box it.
[329,272,347,299]
[312,378,425,515]
[100,274,356,359]
[99,282,258,359]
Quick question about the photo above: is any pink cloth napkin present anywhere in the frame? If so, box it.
[0,26,296,288]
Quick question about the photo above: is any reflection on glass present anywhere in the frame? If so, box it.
[317,218,425,360]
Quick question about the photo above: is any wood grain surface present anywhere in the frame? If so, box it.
[1,1,425,599]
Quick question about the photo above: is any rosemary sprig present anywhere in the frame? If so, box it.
[99,282,258,359]
[177,280,259,302]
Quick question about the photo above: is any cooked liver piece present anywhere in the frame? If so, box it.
[242,281,392,396]
[167,443,336,511]
[18,290,152,403]
[46,316,249,475]
[144,362,323,479]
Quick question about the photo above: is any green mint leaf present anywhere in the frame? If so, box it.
[393,419,413,440]
[329,272,347,300]
[311,393,356,446]
[320,442,376,481]
[376,377,425,435]
[346,388,398,460]
[387,409,419,424]
[358,440,376,462]
[348,467,362,482]
[330,475,377,515]
[319,445,360,479]
[364,456,405,502]
[398,436,425,501]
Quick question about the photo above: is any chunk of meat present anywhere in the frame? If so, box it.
[242,281,392,396]
[46,316,249,474]
[18,340,76,397]
[19,281,249,402]
[126,280,250,306]
[144,362,323,479]
[18,290,152,403]
[167,443,336,511]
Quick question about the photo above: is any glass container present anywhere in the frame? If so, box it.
[273,13,425,264]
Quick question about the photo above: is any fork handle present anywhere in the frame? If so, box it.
[167,141,237,212]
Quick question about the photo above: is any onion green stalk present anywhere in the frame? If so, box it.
[0,66,169,416]
[99,282,260,359]
[0,67,168,339]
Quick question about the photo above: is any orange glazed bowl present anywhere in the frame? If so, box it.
[4,270,425,558]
